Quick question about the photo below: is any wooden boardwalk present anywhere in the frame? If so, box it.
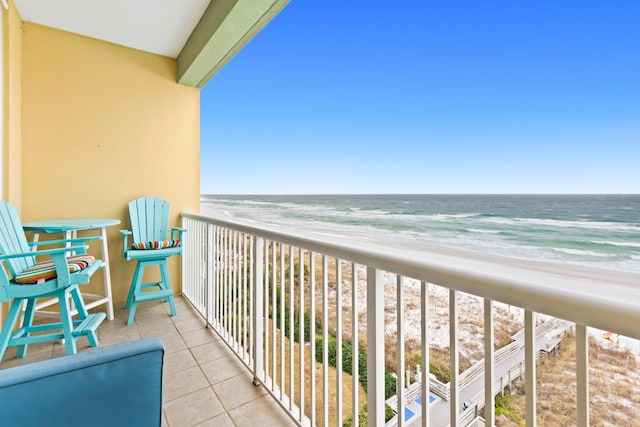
[387,317,571,426]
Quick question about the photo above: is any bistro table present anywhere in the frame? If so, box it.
[22,218,120,320]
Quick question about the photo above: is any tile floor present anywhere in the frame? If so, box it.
[0,296,296,427]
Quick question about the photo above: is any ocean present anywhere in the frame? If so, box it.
[200,194,640,274]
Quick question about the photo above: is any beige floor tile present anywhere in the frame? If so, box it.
[190,340,234,365]
[134,313,177,327]
[172,297,199,312]
[164,349,198,375]
[181,327,218,348]
[172,307,200,321]
[164,387,226,427]
[200,355,246,385]
[153,333,188,355]
[173,317,207,335]
[228,395,295,427]
[103,307,130,323]
[134,301,171,317]
[164,365,209,401]
[213,371,267,410]
[138,321,179,339]
[137,309,177,324]
[194,412,235,427]
[97,326,142,347]
[0,348,54,369]
[129,304,176,325]
[2,338,55,359]
[98,318,132,332]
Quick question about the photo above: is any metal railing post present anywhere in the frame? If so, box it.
[367,267,385,426]
[450,289,459,426]
[253,237,264,385]
[484,298,495,427]
[525,310,536,427]
[421,281,430,427]
[206,224,214,325]
[397,275,405,427]
[576,324,589,427]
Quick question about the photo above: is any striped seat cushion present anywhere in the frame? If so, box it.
[14,255,95,285]
[131,240,181,250]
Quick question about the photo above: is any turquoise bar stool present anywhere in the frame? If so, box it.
[0,201,106,362]
[120,197,185,325]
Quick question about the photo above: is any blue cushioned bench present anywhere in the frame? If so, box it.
[0,338,164,426]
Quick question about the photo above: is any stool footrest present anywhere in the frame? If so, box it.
[73,313,107,337]
[134,289,174,303]
[10,331,64,347]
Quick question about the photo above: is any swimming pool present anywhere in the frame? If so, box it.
[404,394,437,421]
[415,394,436,406]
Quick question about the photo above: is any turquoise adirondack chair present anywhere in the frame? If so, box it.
[0,201,106,362]
[120,197,184,325]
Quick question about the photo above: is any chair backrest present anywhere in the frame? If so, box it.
[0,201,35,276]
[0,338,165,426]
[128,197,171,243]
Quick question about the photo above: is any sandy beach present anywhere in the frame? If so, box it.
[306,229,640,366]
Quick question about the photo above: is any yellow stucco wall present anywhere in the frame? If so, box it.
[2,1,22,209]
[20,23,201,306]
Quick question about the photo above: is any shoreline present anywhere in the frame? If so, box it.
[201,203,640,277]
[302,226,640,286]
[200,195,640,276]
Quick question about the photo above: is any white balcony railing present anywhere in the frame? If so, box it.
[181,212,640,427]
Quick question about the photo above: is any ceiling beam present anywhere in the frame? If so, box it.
[177,0,290,88]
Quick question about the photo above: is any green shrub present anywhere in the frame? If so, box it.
[429,362,450,383]
[406,354,451,384]
[384,373,396,399]
[315,336,396,399]
[272,285,312,343]
[494,393,523,422]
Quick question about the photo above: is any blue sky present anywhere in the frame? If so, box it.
[200,1,639,194]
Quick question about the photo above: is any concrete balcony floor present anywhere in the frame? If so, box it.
[0,296,295,427]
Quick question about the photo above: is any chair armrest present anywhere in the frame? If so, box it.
[0,246,89,288]
[28,236,102,248]
[0,245,87,261]
[120,230,132,256]
[170,227,187,241]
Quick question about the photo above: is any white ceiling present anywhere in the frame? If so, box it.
[13,0,211,58]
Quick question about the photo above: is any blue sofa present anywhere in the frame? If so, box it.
[0,338,164,426]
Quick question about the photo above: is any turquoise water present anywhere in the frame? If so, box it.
[200,194,640,274]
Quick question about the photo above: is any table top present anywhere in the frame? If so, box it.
[22,218,121,233]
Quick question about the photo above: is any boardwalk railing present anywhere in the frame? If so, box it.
[181,212,640,427]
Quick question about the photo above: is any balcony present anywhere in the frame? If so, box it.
[2,2,637,425]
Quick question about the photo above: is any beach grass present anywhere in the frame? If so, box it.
[266,320,367,427]
[493,331,640,425]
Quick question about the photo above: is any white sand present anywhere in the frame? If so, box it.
[320,250,640,366]
[328,268,528,364]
